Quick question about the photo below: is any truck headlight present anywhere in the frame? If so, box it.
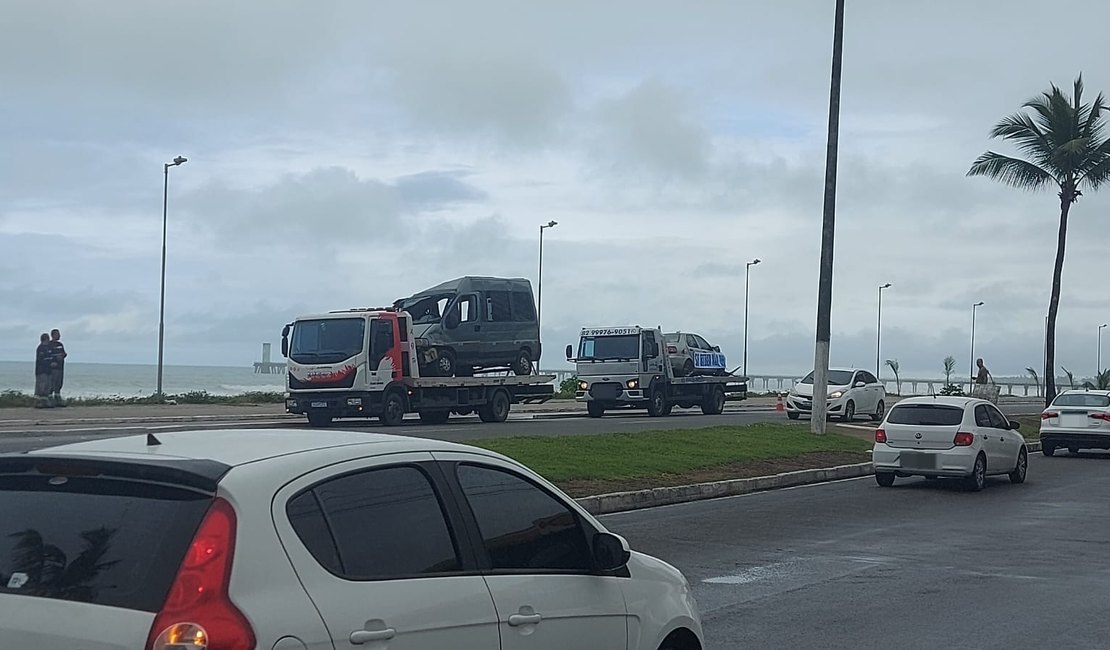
[579,381,588,391]
[626,379,639,390]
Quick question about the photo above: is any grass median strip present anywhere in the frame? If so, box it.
[469,423,871,497]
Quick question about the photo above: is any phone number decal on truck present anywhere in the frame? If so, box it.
[581,327,641,336]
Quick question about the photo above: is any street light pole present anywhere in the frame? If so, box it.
[1099,323,1108,377]
[537,220,557,372]
[970,301,984,388]
[876,283,891,379]
[743,258,761,377]
[157,156,187,397]
[811,0,847,435]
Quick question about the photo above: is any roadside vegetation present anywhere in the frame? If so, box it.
[0,390,285,408]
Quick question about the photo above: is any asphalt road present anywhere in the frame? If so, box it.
[0,401,1039,454]
[604,451,1110,650]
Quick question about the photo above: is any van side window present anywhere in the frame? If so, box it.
[456,295,477,323]
[510,291,535,322]
[486,291,512,322]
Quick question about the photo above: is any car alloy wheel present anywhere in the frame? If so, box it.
[1009,448,1027,484]
[967,454,986,492]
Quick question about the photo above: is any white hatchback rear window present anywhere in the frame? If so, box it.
[887,404,964,426]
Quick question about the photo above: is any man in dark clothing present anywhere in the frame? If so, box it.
[47,329,67,406]
[34,333,53,408]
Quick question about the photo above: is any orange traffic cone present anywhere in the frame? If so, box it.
[775,394,785,412]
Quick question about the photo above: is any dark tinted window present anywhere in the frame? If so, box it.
[987,407,1010,429]
[486,291,512,322]
[1053,393,1110,408]
[286,491,341,574]
[800,370,855,385]
[296,466,461,579]
[859,372,879,385]
[887,404,965,426]
[0,475,210,611]
[290,317,365,365]
[456,295,478,323]
[974,405,992,427]
[369,318,394,366]
[457,464,591,572]
[510,291,535,322]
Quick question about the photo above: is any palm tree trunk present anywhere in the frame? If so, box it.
[1044,195,1073,406]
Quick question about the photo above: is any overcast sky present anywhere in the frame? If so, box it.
[2,0,1109,381]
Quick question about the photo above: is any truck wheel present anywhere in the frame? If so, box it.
[307,412,332,428]
[380,391,406,427]
[478,390,511,423]
[512,349,533,376]
[701,387,726,415]
[647,388,668,417]
[587,402,605,418]
[418,410,451,425]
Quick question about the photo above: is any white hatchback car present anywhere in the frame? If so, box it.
[786,368,886,422]
[872,396,1029,491]
[1039,389,1110,456]
[0,430,703,650]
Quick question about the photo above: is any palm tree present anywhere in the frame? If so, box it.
[1062,367,1076,389]
[1026,367,1041,397]
[968,75,1110,406]
[886,359,901,395]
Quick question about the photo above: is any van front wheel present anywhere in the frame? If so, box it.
[512,349,533,376]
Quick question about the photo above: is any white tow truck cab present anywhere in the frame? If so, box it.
[566,326,747,418]
[281,307,554,427]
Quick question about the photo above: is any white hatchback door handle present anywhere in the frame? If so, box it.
[350,628,396,644]
[508,613,543,626]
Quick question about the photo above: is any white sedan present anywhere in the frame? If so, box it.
[786,368,886,422]
[872,396,1028,491]
[1039,389,1110,456]
[0,429,704,650]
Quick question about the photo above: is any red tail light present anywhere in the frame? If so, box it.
[666,345,678,354]
[874,429,887,444]
[1041,412,1059,420]
[953,431,975,446]
[147,497,255,650]
[1090,412,1110,422]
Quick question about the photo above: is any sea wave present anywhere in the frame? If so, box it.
[216,384,285,395]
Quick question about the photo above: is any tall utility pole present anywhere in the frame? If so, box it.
[876,283,891,379]
[743,258,761,377]
[536,220,557,372]
[157,155,188,397]
[1099,323,1108,378]
[811,0,846,435]
[969,301,984,387]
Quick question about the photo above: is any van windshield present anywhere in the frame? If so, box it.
[398,294,454,325]
[290,318,366,364]
[578,335,640,361]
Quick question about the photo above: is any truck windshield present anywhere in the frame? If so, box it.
[578,335,640,361]
[290,318,366,365]
[397,294,453,325]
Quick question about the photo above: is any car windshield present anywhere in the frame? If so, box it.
[397,294,454,325]
[1052,393,1110,408]
[800,370,855,386]
[290,317,366,365]
[578,335,640,361]
[887,404,965,426]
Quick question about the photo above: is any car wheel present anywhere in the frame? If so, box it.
[434,349,456,377]
[1042,443,1056,457]
[307,412,331,428]
[875,472,896,487]
[787,411,800,420]
[841,400,855,422]
[681,359,694,377]
[870,400,885,422]
[701,386,726,415]
[512,348,533,376]
[478,389,511,423]
[380,391,406,427]
[587,401,605,418]
[418,410,451,425]
[1009,447,1028,484]
[966,453,987,492]
[647,388,668,417]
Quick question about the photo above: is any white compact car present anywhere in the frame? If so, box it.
[1039,389,1110,456]
[663,332,727,377]
[872,396,1028,491]
[0,430,703,650]
[786,368,886,422]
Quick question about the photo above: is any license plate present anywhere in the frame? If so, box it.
[311,401,327,408]
[1060,413,1087,428]
[900,451,938,470]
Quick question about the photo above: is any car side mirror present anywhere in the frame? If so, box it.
[592,532,631,571]
[855,382,866,388]
[1009,420,1022,431]
[713,345,721,352]
[565,344,574,360]
[444,311,461,330]
[280,323,291,357]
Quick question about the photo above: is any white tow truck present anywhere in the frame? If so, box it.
[566,326,747,418]
[281,307,554,427]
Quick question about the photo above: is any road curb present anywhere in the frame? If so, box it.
[576,462,875,515]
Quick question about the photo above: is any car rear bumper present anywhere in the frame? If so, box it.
[872,445,977,476]
[1040,432,1110,450]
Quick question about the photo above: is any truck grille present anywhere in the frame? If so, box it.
[589,383,622,400]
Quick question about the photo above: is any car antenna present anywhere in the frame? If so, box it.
[146,433,162,446]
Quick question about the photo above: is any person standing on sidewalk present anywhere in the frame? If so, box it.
[34,333,53,408]
[975,358,992,385]
[47,329,68,407]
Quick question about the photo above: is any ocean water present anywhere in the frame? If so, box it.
[0,361,286,398]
